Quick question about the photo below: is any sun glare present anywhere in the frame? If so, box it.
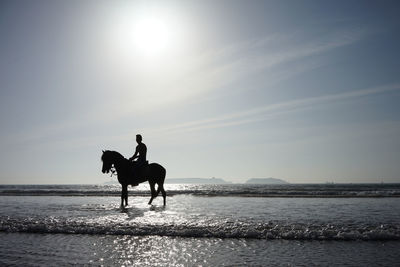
[110,7,180,62]
[133,15,171,57]
[103,4,188,111]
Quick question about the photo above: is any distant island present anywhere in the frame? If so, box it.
[103,180,118,185]
[165,178,232,184]
[245,178,289,184]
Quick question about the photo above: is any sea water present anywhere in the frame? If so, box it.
[0,184,399,266]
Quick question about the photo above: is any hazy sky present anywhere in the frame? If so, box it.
[1,0,400,184]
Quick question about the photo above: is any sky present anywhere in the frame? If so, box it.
[1,0,400,184]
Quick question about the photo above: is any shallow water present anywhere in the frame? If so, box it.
[1,183,399,197]
[1,233,399,266]
[1,195,399,240]
[1,184,400,265]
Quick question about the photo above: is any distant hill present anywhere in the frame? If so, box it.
[165,178,232,184]
[103,180,118,185]
[245,178,288,184]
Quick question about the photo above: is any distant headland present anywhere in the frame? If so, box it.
[245,178,289,184]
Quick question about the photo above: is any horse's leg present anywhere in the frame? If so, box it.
[156,176,167,206]
[120,186,124,208]
[125,185,129,206]
[121,184,128,207]
[148,182,156,205]
[155,186,161,198]
[124,185,128,206]
[160,184,166,206]
[154,183,166,205]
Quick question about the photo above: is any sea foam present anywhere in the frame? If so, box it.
[1,216,399,241]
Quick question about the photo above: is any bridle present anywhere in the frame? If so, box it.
[104,161,117,177]
[110,165,117,177]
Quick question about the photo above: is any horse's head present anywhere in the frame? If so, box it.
[101,150,113,174]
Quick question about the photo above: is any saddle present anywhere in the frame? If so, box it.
[129,160,149,186]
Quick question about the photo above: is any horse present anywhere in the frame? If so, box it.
[101,150,166,207]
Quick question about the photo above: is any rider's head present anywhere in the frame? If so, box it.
[136,134,142,143]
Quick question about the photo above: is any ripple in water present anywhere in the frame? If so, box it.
[1,233,400,266]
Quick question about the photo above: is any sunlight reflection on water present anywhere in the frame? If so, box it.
[1,233,400,266]
[1,193,400,265]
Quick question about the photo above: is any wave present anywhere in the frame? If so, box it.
[1,217,399,241]
[1,184,400,197]
[0,190,399,197]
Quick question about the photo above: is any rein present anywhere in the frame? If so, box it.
[109,165,117,177]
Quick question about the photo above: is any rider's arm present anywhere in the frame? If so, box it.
[129,147,139,161]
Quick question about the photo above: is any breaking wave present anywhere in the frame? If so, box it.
[1,184,400,197]
[1,216,399,241]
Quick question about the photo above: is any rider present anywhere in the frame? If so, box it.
[129,134,147,168]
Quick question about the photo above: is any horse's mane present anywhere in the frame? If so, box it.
[101,150,127,162]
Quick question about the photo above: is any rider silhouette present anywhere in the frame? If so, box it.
[128,134,147,186]
[129,134,147,167]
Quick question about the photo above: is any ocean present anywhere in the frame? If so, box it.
[0,183,399,266]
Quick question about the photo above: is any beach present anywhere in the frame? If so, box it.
[1,184,400,266]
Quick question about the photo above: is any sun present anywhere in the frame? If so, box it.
[133,15,171,57]
[103,4,188,111]
[110,7,179,62]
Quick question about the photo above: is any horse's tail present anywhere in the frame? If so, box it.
[155,164,166,198]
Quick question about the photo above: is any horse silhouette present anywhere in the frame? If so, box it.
[101,150,166,207]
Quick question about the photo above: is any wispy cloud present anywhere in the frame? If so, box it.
[111,27,370,115]
[9,82,398,151]
[0,27,372,150]
[144,83,400,135]
[172,27,369,96]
